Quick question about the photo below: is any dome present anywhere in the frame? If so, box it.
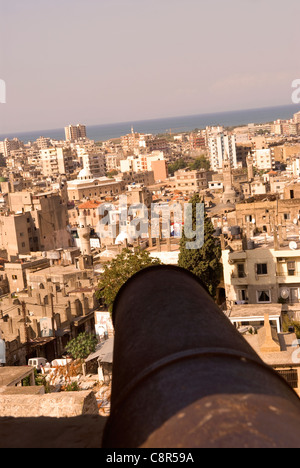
[78,168,93,180]
[115,231,134,245]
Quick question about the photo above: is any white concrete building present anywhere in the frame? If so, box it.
[208,133,237,171]
[253,149,275,171]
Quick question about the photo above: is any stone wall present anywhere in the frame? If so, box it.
[0,390,99,418]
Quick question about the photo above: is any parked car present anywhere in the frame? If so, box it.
[28,358,48,371]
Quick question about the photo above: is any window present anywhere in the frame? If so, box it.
[256,263,268,275]
[238,289,248,302]
[277,369,298,389]
[257,290,271,303]
[237,263,245,278]
[288,261,296,276]
[12,275,18,280]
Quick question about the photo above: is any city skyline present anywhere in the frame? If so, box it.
[1,0,300,134]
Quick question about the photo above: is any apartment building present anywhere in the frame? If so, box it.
[121,130,141,155]
[208,133,237,171]
[65,124,87,142]
[0,213,34,258]
[253,149,275,171]
[120,152,168,182]
[189,132,206,150]
[222,243,300,314]
[35,136,52,149]
[0,190,72,259]
[81,152,106,178]
[174,169,208,195]
[0,138,24,157]
[118,171,155,187]
[105,154,125,173]
[40,147,75,177]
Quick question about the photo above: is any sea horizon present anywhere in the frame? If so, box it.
[1,103,300,144]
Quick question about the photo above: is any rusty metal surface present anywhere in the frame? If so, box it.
[102,266,300,448]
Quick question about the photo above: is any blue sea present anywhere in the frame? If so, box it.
[1,104,300,144]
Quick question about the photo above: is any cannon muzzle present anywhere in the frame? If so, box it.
[102,265,300,448]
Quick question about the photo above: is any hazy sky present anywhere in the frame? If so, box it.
[0,0,300,134]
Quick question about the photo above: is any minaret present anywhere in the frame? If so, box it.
[247,155,254,182]
[222,152,237,204]
[222,152,233,191]
[78,213,92,256]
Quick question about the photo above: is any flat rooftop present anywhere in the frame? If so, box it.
[0,367,34,387]
[228,304,282,319]
[27,264,79,277]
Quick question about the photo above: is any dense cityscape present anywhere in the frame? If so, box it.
[3,0,300,451]
[1,111,300,420]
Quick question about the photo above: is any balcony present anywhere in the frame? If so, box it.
[231,273,248,285]
[276,271,300,284]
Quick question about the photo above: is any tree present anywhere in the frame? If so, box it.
[66,332,98,361]
[106,169,119,178]
[178,194,222,299]
[96,248,162,313]
[168,159,188,176]
[189,155,210,171]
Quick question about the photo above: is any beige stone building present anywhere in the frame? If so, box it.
[0,190,72,259]
[271,143,300,164]
[235,197,300,235]
[40,147,75,177]
[118,171,155,187]
[67,175,125,202]
[0,255,100,366]
[105,154,125,173]
[222,242,300,311]
[174,169,208,195]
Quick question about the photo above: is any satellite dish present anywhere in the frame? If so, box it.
[281,288,290,300]
[289,241,298,250]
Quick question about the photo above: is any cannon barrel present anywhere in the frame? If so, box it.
[102,265,300,448]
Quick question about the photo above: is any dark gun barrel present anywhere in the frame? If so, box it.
[102,265,300,448]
